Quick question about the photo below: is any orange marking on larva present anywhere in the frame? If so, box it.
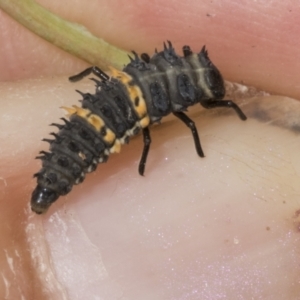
[139,115,150,128]
[61,105,90,118]
[73,105,90,118]
[61,106,77,117]
[61,105,117,141]
[109,67,130,83]
[110,139,122,153]
[87,114,104,131]
[128,86,139,99]
[103,129,116,144]
[127,83,147,117]
[109,66,148,119]
[134,96,147,117]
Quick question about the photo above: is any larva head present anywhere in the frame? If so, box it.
[31,185,59,214]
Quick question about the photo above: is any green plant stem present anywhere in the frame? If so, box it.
[0,0,129,70]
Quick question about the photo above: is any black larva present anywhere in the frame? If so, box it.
[31,41,247,214]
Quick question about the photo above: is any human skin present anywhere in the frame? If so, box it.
[1,1,300,299]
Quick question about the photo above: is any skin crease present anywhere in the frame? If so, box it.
[1,0,300,299]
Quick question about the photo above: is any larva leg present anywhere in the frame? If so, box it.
[173,111,204,158]
[138,127,151,176]
[201,100,247,121]
[69,66,109,82]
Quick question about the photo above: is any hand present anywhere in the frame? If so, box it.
[1,1,300,299]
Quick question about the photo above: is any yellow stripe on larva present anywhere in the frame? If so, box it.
[61,106,77,117]
[61,105,89,118]
[109,66,149,120]
[110,139,122,154]
[85,114,116,144]
[87,114,104,131]
[61,105,90,118]
[61,105,116,144]
[103,128,116,144]
[139,116,150,128]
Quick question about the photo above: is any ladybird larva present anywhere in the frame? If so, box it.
[31,41,246,214]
